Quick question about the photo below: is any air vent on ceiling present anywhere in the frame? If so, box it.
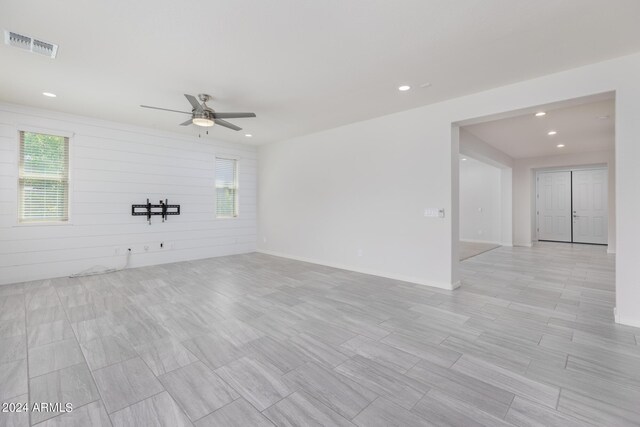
[4,30,58,58]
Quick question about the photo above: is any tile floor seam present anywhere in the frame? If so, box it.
[348,395,378,422]
[108,389,167,417]
[53,282,117,427]
[24,287,32,427]
[188,396,242,424]
[256,390,296,415]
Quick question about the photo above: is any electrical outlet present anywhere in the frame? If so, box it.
[144,245,149,251]
[357,249,363,257]
[263,236,267,243]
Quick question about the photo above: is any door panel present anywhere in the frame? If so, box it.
[572,169,608,244]
[537,171,572,242]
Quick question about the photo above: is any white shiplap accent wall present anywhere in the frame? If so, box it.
[0,103,257,285]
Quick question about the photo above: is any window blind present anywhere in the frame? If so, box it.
[215,157,238,218]
[19,131,69,222]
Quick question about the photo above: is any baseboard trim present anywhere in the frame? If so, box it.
[614,308,640,328]
[514,242,533,247]
[460,239,502,245]
[256,249,459,290]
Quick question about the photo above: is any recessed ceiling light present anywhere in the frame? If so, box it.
[461,158,467,161]
[42,92,56,98]
[557,144,565,148]
[535,111,546,117]
[547,130,557,136]
[245,134,252,138]
[598,115,610,120]
[398,85,411,91]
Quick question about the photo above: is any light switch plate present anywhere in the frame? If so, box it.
[424,208,445,218]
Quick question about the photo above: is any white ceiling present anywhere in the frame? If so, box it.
[463,97,615,159]
[1,1,639,145]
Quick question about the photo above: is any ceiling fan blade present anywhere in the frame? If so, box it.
[184,94,203,112]
[179,119,193,126]
[140,105,192,114]
[212,112,256,119]
[214,119,242,131]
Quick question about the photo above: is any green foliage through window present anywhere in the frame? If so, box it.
[19,131,69,222]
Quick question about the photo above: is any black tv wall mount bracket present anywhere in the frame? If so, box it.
[131,199,180,225]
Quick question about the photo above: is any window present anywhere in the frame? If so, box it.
[215,157,238,218]
[18,131,69,223]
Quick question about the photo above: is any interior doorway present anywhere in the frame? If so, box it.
[452,91,616,295]
[537,168,608,244]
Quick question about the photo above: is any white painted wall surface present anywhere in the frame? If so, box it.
[258,111,455,288]
[500,168,513,247]
[459,129,513,246]
[459,129,514,169]
[0,103,257,285]
[258,52,640,326]
[459,159,502,244]
[512,150,615,250]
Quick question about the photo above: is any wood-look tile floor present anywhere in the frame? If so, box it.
[1,242,639,426]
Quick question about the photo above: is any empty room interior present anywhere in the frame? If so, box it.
[2,1,640,426]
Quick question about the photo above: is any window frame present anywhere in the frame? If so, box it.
[15,126,73,226]
[214,155,239,219]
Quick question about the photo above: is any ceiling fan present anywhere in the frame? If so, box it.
[141,94,256,131]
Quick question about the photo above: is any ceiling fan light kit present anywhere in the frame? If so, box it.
[192,116,214,127]
[141,93,256,131]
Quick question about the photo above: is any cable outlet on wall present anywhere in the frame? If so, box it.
[121,242,171,254]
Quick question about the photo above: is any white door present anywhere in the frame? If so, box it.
[537,171,572,242]
[572,169,608,244]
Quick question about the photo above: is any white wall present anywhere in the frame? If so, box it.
[500,168,513,247]
[459,129,514,169]
[258,52,640,327]
[459,129,513,246]
[512,150,615,250]
[258,112,455,288]
[459,158,502,244]
[0,103,257,285]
